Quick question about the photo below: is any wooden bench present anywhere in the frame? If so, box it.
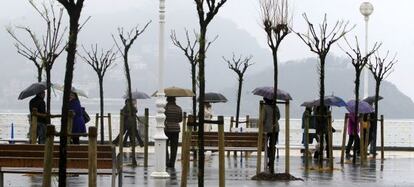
[0,144,116,187]
[190,132,265,152]
[0,126,117,187]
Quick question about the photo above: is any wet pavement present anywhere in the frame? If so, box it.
[3,150,414,186]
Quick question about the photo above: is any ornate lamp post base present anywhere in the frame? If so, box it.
[151,93,169,178]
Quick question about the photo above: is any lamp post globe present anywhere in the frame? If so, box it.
[360,2,374,18]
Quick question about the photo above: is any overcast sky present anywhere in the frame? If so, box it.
[1,0,413,100]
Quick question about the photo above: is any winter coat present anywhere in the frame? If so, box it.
[164,103,182,132]
[348,113,359,135]
[69,99,86,133]
[263,104,280,133]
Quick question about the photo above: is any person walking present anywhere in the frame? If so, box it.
[263,97,280,168]
[113,99,144,147]
[346,112,360,159]
[164,96,183,168]
[204,102,213,132]
[29,91,47,144]
[301,107,317,157]
[69,92,86,144]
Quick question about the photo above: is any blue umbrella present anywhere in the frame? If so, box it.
[346,100,374,114]
[252,86,292,101]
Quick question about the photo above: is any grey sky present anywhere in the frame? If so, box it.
[1,0,413,100]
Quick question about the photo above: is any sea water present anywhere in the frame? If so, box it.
[0,113,413,148]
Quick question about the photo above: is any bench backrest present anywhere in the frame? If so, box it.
[0,144,114,169]
[190,132,265,148]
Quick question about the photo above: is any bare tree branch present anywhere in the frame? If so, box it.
[369,50,398,82]
[78,44,118,79]
[293,13,354,58]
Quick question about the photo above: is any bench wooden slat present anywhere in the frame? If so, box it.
[0,150,112,158]
[0,144,112,152]
[0,167,114,175]
[0,157,113,169]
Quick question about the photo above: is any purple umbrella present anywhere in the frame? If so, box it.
[252,86,292,101]
[346,100,374,114]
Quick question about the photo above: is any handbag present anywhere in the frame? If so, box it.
[82,107,90,123]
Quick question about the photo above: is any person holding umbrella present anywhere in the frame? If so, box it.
[164,96,183,168]
[69,92,87,144]
[29,91,47,144]
[198,92,227,132]
[263,97,280,168]
[113,99,144,147]
[204,102,213,132]
[345,112,360,159]
[300,107,317,157]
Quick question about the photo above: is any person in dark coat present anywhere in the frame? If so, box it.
[69,92,86,144]
[113,99,144,147]
[346,112,360,159]
[263,97,280,168]
[29,91,47,144]
[164,96,182,168]
[301,107,318,156]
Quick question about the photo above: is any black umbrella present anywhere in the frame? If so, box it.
[123,91,151,100]
[198,92,227,103]
[363,95,383,104]
[252,86,292,101]
[300,95,347,107]
[18,82,47,100]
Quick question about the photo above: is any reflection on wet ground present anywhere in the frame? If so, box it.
[3,152,414,186]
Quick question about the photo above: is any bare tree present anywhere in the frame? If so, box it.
[223,54,253,128]
[294,13,353,167]
[170,29,217,118]
[340,37,380,163]
[7,1,67,117]
[56,0,85,185]
[6,28,43,82]
[259,0,291,174]
[193,0,227,185]
[368,50,397,156]
[112,22,151,167]
[78,44,117,144]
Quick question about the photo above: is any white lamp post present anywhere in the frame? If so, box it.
[151,0,169,178]
[360,2,374,99]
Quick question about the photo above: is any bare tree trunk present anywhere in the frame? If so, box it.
[269,49,278,174]
[372,81,380,155]
[37,67,42,83]
[99,76,105,144]
[235,76,243,128]
[353,71,361,164]
[197,26,207,187]
[46,66,51,123]
[191,63,197,117]
[123,54,138,166]
[59,11,82,187]
[317,55,326,168]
